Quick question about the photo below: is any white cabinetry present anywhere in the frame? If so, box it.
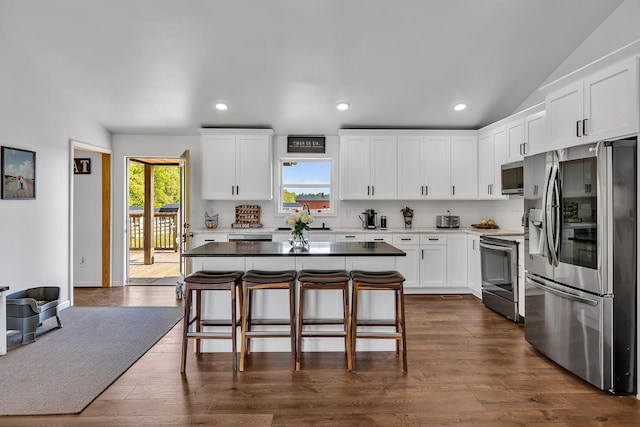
[446,234,468,288]
[450,136,478,199]
[467,235,481,298]
[392,234,419,288]
[340,133,397,200]
[545,57,638,149]
[419,234,447,288]
[524,110,547,156]
[478,127,506,199]
[200,129,274,200]
[397,135,451,199]
[505,119,525,163]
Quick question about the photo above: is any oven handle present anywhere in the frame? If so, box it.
[526,276,598,306]
[479,241,514,253]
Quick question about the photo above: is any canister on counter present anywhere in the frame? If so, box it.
[380,216,387,228]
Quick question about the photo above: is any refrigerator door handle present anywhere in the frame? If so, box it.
[527,276,598,306]
[544,162,560,266]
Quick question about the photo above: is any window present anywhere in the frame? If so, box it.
[279,159,333,215]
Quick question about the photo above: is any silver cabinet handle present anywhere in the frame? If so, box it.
[421,185,424,196]
[372,186,374,196]
[576,120,582,137]
[583,118,588,136]
[452,185,455,196]
[400,238,412,241]
[425,185,428,196]
[373,238,384,241]
[231,186,235,195]
[487,184,491,194]
[421,249,424,259]
[367,186,370,196]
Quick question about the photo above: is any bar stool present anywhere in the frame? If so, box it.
[350,270,407,373]
[296,269,352,371]
[180,270,244,373]
[240,270,297,371]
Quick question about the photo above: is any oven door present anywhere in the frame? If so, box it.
[480,240,517,301]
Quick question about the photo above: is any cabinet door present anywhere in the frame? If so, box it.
[201,135,236,200]
[423,136,451,199]
[505,118,525,163]
[546,80,583,149]
[493,127,507,199]
[447,235,467,287]
[397,136,423,199]
[584,57,639,143]
[395,245,420,288]
[477,132,494,199]
[236,135,272,200]
[340,136,371,199]
[524,111,547,155]
[370,136,398,199]
[420,245,447,287]
[450,136,478,199]
[467,235,481,297]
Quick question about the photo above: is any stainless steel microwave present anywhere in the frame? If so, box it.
[501,161,524,195]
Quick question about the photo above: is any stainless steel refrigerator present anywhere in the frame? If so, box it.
[524,137,637,394]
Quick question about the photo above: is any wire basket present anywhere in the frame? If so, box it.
[204,212,219,229]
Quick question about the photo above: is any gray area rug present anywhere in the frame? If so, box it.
[0,306,183,415]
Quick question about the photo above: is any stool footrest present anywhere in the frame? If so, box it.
[301,318,347,325]
[301,331,347,337]
[249,318,291,326]
[354,319,398,326]
[200,319,241,327]
[186,332,233,339]
[354,332,403,339]
[244,331,292,338]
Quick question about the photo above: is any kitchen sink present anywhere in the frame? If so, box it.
[275,227,332,231]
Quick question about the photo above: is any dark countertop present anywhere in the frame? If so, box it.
[182,241,406,257]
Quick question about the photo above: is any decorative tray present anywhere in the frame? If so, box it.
[471,224,499,229]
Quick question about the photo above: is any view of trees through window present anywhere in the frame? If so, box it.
[129,162,180,209]
[281,160,332,212]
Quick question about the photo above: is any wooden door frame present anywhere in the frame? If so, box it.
[69,140,112,305]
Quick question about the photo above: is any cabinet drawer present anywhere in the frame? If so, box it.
[192,233,229,247]
[335,233,365,242]
[366,234,392,243]
[393,234,419,245]
[420,234,447,245]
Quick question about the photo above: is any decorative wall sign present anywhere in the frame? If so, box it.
[287,136,326,153]
[74,158,91,174]
[1,146,36,199]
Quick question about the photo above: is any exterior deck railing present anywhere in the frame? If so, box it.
[129,212,178,251]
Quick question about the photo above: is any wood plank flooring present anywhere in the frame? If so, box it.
[2,287,639,426]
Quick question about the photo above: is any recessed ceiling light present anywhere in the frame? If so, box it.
[453,103,467,111]
[215,102,229,111]
[336,102,350,111]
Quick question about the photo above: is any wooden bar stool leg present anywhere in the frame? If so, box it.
[180,283,192,373]
[343,286,352,371]
[240,285,250,372]
[395,289,400,355]
[195,289,202,356]
[399,285,407,373]
[351,282,359,372]
[289,281,296,371]
[230,282,237,373]
[296,284,305,371]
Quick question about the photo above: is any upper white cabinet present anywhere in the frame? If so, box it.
[478,127,506,199]
[340,133,397,200]
[450,135,478,199]
[505,118,525,163]
[397,135,450,199]
[200,129,274,200]
[523,110,547,156]
[545,57,638,149]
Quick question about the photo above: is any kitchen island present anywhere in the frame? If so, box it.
[182,241,405,353]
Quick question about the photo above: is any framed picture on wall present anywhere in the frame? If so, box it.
[1,146,36,199]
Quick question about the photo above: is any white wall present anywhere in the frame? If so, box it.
[515,0,640,112]
[73,150,103,287]
[0,30,110,305]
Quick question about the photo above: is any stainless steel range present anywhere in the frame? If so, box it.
[480,235,520,322]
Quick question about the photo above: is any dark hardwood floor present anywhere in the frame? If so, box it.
[2,287,639,426]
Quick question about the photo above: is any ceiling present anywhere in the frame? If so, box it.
[0,0,624,136]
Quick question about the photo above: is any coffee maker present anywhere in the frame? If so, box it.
[360,209,377,229]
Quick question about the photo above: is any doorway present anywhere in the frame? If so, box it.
[127,157,181,285]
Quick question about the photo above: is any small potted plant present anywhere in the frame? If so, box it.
[401,206,414,229]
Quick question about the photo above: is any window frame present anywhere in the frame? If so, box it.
[277,157,335,216]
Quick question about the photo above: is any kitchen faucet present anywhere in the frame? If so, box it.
[302,203,311,214]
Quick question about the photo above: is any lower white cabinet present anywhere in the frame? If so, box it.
[446,235,468,288]
[419,235,447,288]
[392,234,420,288]
[191,232,228,247]
[467,235,481,297]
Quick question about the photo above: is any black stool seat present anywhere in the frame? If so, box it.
[240,270,298,371]
[350,270,405,285]
[297,269,352,370]
[242,270,297,284]
[181,270,244,373]
[350,270,407,373]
